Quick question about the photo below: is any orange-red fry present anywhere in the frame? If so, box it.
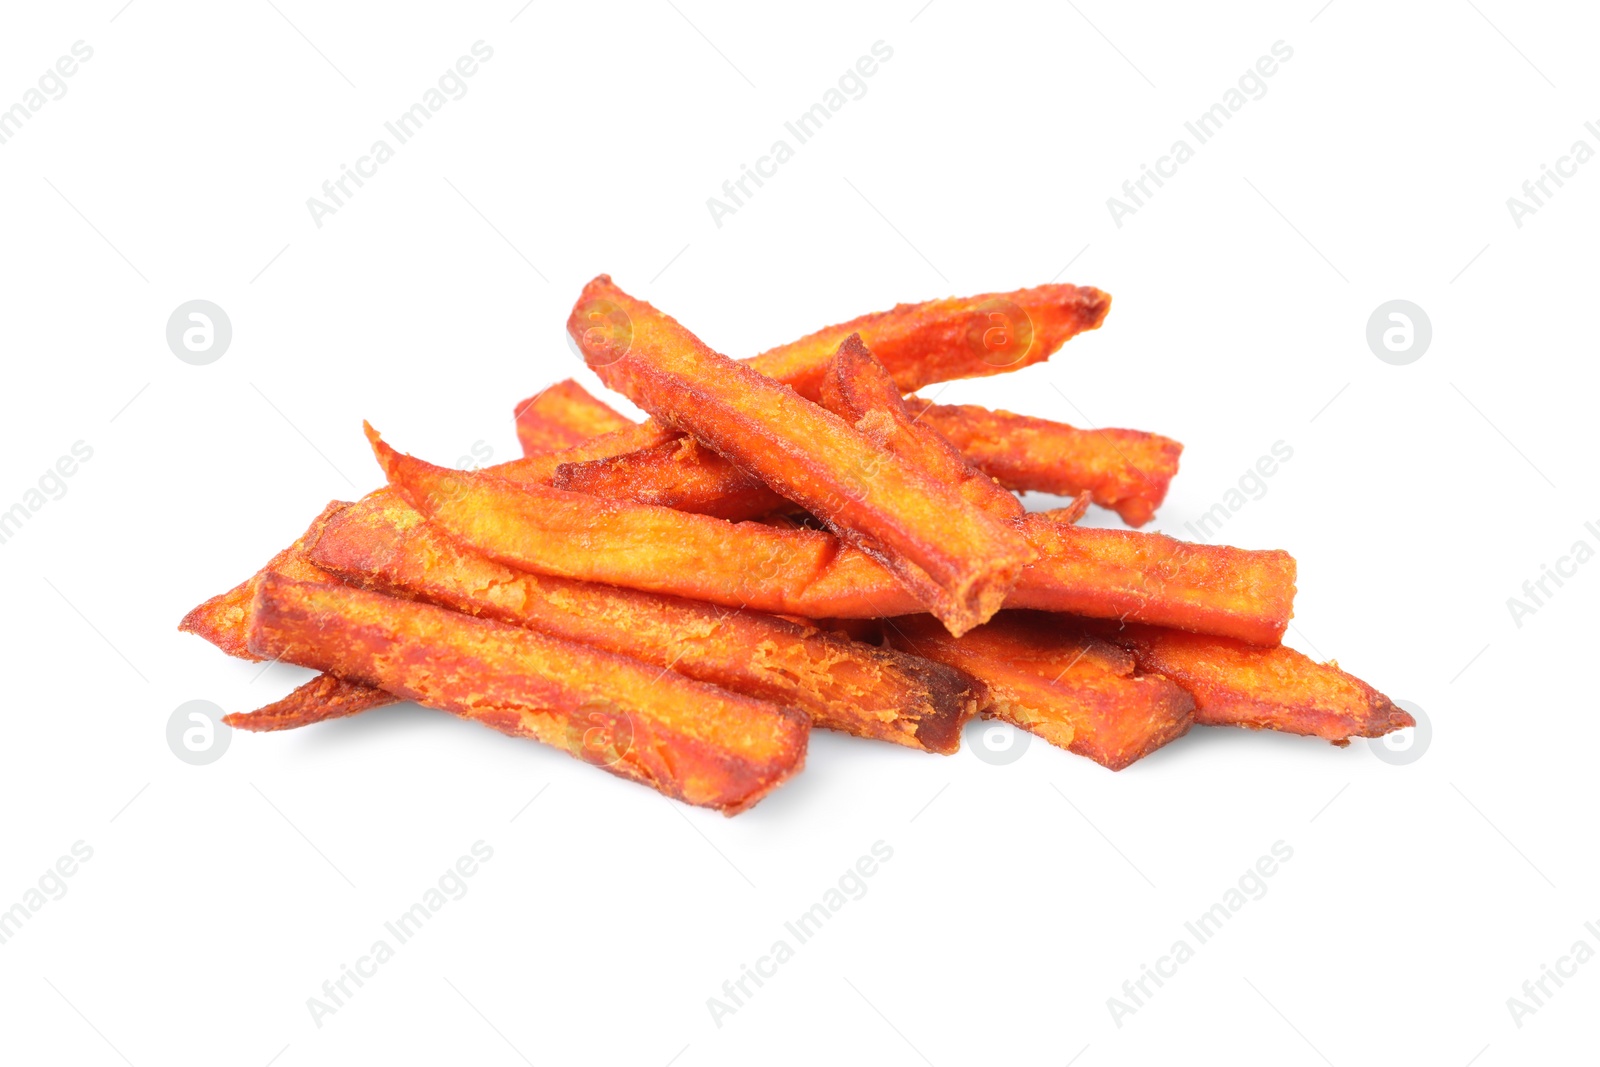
[179,501,353,661]
[745,282,1112,401]
[225,673,398,732]
[818,333,1022,519]
[513,379,636,455]
[307,493,979,753]
[552,434,790,521]
[886,612,1194,770]
[248,575,808,814]
[371,430,1296,645]
[903,399,1182,527]
[1093,622,1414,742]
[567,276,1035,634]
[551,402,1155,526]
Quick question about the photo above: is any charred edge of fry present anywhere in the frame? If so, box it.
[1094,622,1414,743]
[819,333,1023,519]
[552,435,791,520]
[903,400,1183,527]
[888,614,1193,771]
[178,500,354,661]
[223,673,398,732]
[307,494,978,754]
[248,574,808,814]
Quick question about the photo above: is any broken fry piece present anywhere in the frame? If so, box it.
[307,493,979,753]
[567,276,1035,634]
[903,400,1182,526]
[248,575,808,814]
[1092,622,1414,743]
[886,612,1194,770]
[514,379,635,455]
[818,333,1022,519]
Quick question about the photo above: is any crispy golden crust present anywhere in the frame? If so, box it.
[178,501,353,660]
[552,435,790,520]
[224,673,397,731]
[818,334,1023,519]
[746,282,1112,400]
[514,379,635,454]
[1092,622,1414,742]
[886,613,1194,770]
[248,575,808,814]
[307,494,978,753]
[566,276,1034,635]
[904,400,1181,527]
[372,432,1296,644]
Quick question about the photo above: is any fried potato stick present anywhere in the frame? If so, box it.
[745,281,1112,400]
[306,493,978,753]
[551,401,1163,526]
[513,378,636,454]
[552,434,790,521]
[817,333,1022,519]
[372,429,1296,645]
[225,673,398,731]
[903,400,1181,527]
[248,575,808,814]
[886,613,1194,771]
[179,501,353,660]
[1091,622,1414,743]
[567,276,1034,634]
[176,501,412,727]
[545,282,1111,518]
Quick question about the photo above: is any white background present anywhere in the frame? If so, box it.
[1,1,1595,1063]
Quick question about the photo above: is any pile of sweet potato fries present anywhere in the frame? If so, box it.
[181,276,1411,814]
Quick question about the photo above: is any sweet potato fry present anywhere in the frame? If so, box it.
[567,276,1035,634]
[1091,622,1413,742]
[999,520,1294,647]
[745,281,1112,401]
[178,501,402,728]
[552,400,1152,525]
[249,575,808,814]
[818,334,1022,519]
[903,400,1181,526]
[886,613,1194,770]
[541,283,1113,516]
[514,379,635,454]
[306,493,978,752]
[179,501,354,660]
[372,431,1295,645]
[552,435,790,521]
[224,673,398,732]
